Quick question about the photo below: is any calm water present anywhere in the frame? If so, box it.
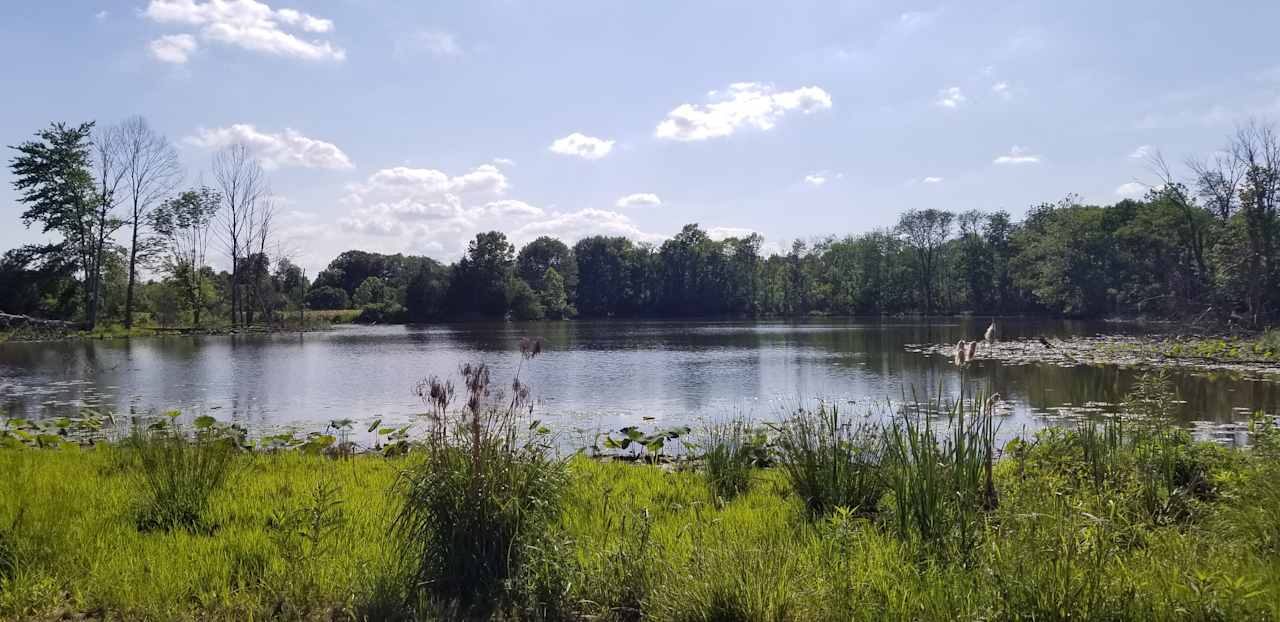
[1,319,1278,442]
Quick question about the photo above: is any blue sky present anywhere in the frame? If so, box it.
[3,1,1280,273]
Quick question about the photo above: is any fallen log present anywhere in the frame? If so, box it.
[0,312,79,330]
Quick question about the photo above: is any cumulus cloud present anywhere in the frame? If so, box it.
[993,145,1042,165]
[549,132,615,160]
[186,124,354,170]
[149,33,198,63]
[923,176,944,183]
[337,164,667,257]
[936,86,966,108]
[992,82,1011,100]
[1115,182,1147,198]
[654,82,833,141]
[1129,145,1153,160]
[143,0,345,62]
[615,193,662,208]
[492,157,516,166]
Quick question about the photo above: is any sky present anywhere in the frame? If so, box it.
[3,0,1280,274]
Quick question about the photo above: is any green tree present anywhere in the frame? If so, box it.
[447,232,516,317]
[8,122,105,326]
[151,187,221,327]
[353,276,392,308]
[540,267,573,319]
[896,208,953,314]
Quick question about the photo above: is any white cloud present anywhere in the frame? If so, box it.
[992,81,1011,100]
[549,132,615,160]
[706,226,758,240]
[143,0,345,62]
[95,10,110,20]
[492,157,516,166]
[419,31,461,57]
[655,82,833,141]
[149,33,198,64]
[923,176,944,183]
[936,86,966,108]
[1115,182,1147,198]
[615,193,662,208]
[186,124,354,170]
[335,165,670,259]
[993,145,1042,165]
[804,174,828,186]
[1129,145,1153,160]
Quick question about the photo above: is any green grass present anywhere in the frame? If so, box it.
[3,391,1280,620]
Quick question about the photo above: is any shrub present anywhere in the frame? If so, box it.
[131,420,238,532]
[394,349,568,615]
[305,285,349,310]
[773,403,884,518]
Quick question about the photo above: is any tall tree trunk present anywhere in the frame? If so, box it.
[125,224,138,328]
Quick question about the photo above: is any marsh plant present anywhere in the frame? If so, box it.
[883,391,998,559]
[394,338,569,615]
[700,416,766,501]
[130,415,239,532]
[773,403,885,518]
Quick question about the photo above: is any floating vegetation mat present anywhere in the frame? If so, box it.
[905,335,1280,381]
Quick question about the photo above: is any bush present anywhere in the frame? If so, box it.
[774,403,884,518]
[394,355,567,615]
[131,420,238,532]
[305,285,349,310]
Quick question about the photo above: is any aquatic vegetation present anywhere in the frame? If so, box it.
[772,403,885,518]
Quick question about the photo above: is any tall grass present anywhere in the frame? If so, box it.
[394,345,568,616]
[773,403,884,518]
[883,390,998,559]
[130,423,238,532]
[700,416,764,502]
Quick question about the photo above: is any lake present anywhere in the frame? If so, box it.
[1,319,1277,444]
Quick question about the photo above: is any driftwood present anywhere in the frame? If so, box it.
[0,312,78,330]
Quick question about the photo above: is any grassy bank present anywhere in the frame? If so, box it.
[0,310,364,343]
[2,379,1280,620]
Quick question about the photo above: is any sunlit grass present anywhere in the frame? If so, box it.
[2,406,1279,620]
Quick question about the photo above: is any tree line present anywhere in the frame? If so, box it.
[5,119,1280,327]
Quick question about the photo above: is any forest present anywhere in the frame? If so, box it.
[4,118,1280,329]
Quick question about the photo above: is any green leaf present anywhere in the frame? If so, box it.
[367,419,382,433]
[193,415,217,430]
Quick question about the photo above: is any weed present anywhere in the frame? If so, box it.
[394,350,568,615]
[773,402,885,518]
[131,417,238,532]
[700,416,764,502]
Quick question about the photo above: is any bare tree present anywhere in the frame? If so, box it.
[211,144,266,327]
[115,116,183,328]
[243,194,278,326]
[1228,120,1280,322]
[90,126,128,327]
[1145,151,1210,297]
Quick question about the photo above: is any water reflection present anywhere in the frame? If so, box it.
[0,319,1276,434]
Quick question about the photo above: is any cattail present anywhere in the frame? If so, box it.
[967,340,978,361]
[954,340,966,366]
[985,321,997,343]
